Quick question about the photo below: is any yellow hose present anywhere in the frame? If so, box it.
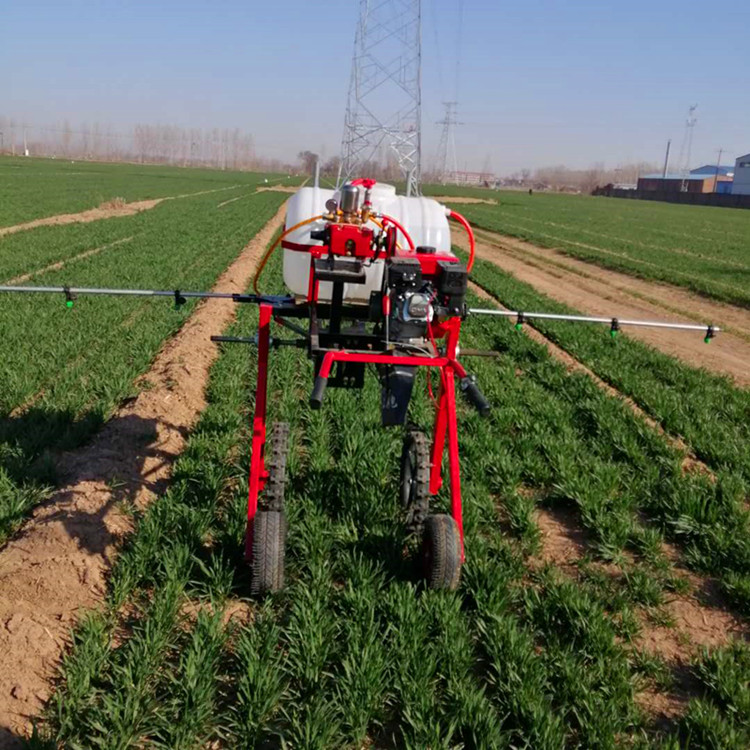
[252,215,324,294]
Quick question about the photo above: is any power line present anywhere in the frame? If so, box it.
[429,0,445,100]
[455,0,464,102]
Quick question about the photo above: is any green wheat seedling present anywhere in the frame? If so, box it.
[28,219,750,746]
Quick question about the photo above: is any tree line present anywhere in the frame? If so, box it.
[0,116,294,173]
[501,162,659,193]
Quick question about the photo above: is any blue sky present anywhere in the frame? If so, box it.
[1,0,748,173]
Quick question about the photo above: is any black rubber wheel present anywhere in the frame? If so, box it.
[400,430,430,535]
[250,510,286,595]
[262,422,289,512]
[421,514,462,590]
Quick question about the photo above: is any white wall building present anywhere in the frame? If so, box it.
[731,153,750,195]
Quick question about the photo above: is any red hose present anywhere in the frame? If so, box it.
[448,209,476,272]
[380,213,416,252]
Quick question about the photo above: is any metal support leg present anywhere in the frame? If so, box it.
[443,367,464,559]
[245,303,272,559]
[429,377,448,496]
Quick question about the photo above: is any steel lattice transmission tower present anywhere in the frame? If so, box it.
[338,0,422,196]
[678,104,698,192]
[435,101,460,184]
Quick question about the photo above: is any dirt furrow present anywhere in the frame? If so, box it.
[534,502,747,651]
[0,202,287,744]
[468,281,712,476]
[473,227,750,342]
[4,236,135,285]
[0,200,164,237]
[532,506,748,724]
[476,222,749,300]
[458,229,750,387]
[217,192,253,208]
[0,185,243,238]
[256,185,301,194]
[431,195,498,205]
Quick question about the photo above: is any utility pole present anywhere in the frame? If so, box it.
[339,0,422,196]
[662,139,671,178]
[714,147,723,193]
[435,102,461,184]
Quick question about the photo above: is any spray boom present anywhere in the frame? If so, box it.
[0,283,720,343]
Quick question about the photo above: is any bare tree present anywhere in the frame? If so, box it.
[321,156,341,177]
[0,114,296,172]
[298,150,318,175]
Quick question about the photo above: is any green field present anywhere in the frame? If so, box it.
[0,155,295,227]
[1,165,749,747]
[31,253,750,748]
[423,185,750,308]
[0,174,291,544]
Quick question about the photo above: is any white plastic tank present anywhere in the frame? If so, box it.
[282,184,453,302]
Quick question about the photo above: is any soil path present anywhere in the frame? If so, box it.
[0,199,163,237]
[216,186,299,209]
[457,229,750,387]
[0,202,287,746]
[431,195,498,205]
[0,185,242,238]
[256,185,299,194]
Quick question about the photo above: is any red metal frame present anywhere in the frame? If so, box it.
[246,207,472,564]
[245,303,272,559]
[246,312,467,560]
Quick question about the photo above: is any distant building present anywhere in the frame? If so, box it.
[637,173,727,193]
[445,171,495,187]
[731,154,750,195]
[689,165,734,193]
[690,164,735,177]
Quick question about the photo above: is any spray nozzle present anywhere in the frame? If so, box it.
[63,286,76,309]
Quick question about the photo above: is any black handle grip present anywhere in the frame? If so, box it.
[460,375,491,417]
[309,375,328,409]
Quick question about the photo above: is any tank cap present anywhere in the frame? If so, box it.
[416,246,437,255]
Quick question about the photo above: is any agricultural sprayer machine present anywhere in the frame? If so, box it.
[0,180,721,593]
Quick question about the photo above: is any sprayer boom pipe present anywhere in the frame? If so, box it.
[0,285,242,299]
[468,308,719,333]
[0,287,719,334]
